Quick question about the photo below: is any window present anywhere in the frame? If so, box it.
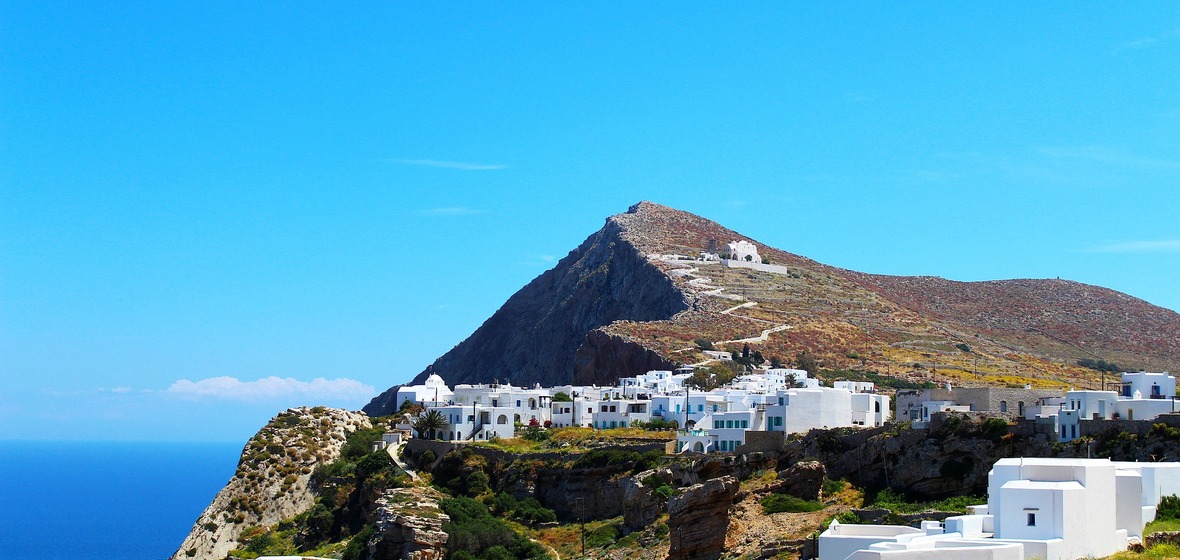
[516,400,521,407]
[1018,402,1025,416]
[741,420,749,428]
[698,404,704,412]
[726,420,734,428]
[1027,513,1036,526]
[1000,401,1008,413]
[714,421,722,429]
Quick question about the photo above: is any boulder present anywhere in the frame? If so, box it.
[770,460,825,501]
[370,488,450,560]
[668,476,739,560]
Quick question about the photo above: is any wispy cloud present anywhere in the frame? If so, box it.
[1086,240,1180,254]
[1114,27,1180,53]
[166,376,374,402]
[1037,146,1180,170]
[392,159,509,171]
[419,207,486,217]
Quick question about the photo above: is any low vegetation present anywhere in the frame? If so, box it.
[760,494,824,514]
[869,488,985,515]
[228,421,411,559]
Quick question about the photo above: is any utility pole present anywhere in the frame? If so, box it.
[576,497,585,557]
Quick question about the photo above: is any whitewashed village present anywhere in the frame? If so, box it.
[377,241,1180,560]
[393,364,1180,560]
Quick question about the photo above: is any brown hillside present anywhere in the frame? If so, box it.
[365,201,1180,415]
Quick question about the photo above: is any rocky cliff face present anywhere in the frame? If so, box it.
[171,407,371,560]
[369,487,450,560]
[367,201,1180,416]
[667,476,740,560]
[366,205,690,415]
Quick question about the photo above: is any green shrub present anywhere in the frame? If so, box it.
[1158,495,1180,520]
[585,523,620,548]
[420,449,437,466]
[244,532,275,554]
[872,488,983,514]
[490,492,557,524]
[760,494,824,514]
[341,427,384,460]
[653,485,679,502]
[821,478,846,496]
[835,511,860,524]
[981,418,1009,440]
[481,545,515,560]
[342,526,374,560]
[466,471,490,496]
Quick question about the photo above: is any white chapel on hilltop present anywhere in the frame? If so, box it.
[726,240,761,263]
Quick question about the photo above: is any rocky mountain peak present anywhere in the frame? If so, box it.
[364,202,1180,417]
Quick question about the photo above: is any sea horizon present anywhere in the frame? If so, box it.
[0,439,243,560]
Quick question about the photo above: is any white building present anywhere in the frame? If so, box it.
[725,240,761,263]
[675,379,890,453]
[395,373,454,409]
[1039,372,1178,442]
[820,457,1180,560]
[399,369,886,451]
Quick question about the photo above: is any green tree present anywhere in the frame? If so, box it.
[413,409,446,440]
[796,351,819,376]
[552,391,573,402]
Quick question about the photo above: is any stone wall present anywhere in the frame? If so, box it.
[896,387,1064,421]
[736,430,786,454]
[1080,414,1180,438]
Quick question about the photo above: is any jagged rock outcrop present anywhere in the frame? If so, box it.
[667,476,739,560]
[532,465,633,520]
[623,468,668,532]
[369,487,450,560]
[573,330,678,386]
[769,460,825,501]
[367,201,1180,417]
[171,407,371,560]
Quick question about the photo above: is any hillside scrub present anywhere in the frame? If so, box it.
[229,423,410,559]
[440,497,548,560]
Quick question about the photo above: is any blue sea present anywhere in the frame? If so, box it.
[0,440,242,560]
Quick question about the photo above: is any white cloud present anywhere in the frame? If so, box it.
[419,207,486,217]
[392,158,509,171]
[1037,146,1180,170]
[166,376,375,403]
[1087,240,1180,254]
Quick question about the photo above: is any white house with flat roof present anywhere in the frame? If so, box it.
[821,457,1180,560]
[1038,372,1178,442]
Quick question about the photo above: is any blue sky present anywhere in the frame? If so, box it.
[2,3,1178,442]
